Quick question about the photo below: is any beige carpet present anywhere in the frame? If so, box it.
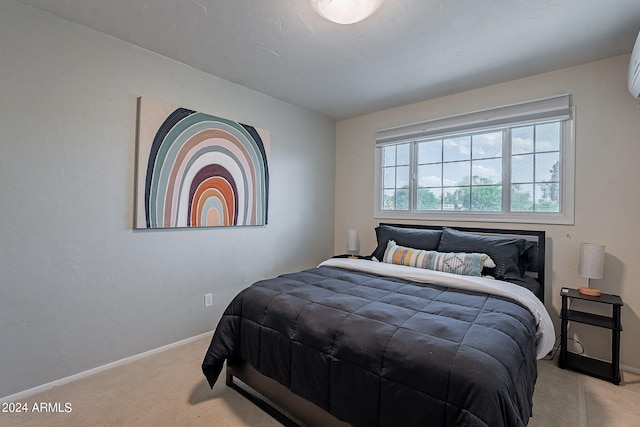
[1,336,639,427]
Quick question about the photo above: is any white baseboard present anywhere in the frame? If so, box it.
[0,331,213,404]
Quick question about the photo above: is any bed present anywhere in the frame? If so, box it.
[202,224,554,426]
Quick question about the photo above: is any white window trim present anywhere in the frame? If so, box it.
[373,96,575,225]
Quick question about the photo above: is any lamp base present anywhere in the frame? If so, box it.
[578,287,601,296]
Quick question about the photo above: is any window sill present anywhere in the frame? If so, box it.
[374,210,574,225]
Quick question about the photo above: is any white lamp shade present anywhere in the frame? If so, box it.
[347,229,359,253]
[578,243,605,279]
[311,0,383,24]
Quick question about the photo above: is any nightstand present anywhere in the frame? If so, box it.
[332,254,371,260]
[559,287,623,384]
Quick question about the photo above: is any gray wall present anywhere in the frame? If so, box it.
[0,0,336,398]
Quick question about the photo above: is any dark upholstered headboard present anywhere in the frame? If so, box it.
[379,223,546,301]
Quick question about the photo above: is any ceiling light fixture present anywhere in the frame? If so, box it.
[311,0,383,25]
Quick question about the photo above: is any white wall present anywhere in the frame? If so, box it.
[335,55,640,370]
[0,0,335,398]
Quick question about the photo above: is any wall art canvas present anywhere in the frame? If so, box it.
[135,97,269,229]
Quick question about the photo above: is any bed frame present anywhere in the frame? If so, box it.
[226,360,347,427]
[225,224,547,427]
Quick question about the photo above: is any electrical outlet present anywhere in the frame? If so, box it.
[204,293,213,308]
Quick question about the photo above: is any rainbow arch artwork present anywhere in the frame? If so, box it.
[135,97,269,229]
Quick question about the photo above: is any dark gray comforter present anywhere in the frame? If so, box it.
[202,265,539,426]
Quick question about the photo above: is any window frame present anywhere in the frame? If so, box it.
[374,96,575,225]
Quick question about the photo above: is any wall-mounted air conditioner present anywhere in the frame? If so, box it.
[629,31,640,98]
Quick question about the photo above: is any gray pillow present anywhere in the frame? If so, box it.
[437,227,532,279]
[371,225,442,261]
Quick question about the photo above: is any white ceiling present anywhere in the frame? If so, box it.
[15,0,640,120]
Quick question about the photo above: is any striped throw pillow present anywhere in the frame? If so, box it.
[383,240,495,277]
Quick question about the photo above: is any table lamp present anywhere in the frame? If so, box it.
[577,243,605,296]
[347,229,359,257]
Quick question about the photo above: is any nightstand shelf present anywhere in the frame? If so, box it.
[559,288,623,385]
[332,254,371,260]
[564,309,617,329]
[562,352,618,382]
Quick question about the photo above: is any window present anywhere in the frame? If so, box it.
[375,95,575,224]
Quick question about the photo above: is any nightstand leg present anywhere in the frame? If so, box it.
[612,305,621,384]
[559,295,568,368]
